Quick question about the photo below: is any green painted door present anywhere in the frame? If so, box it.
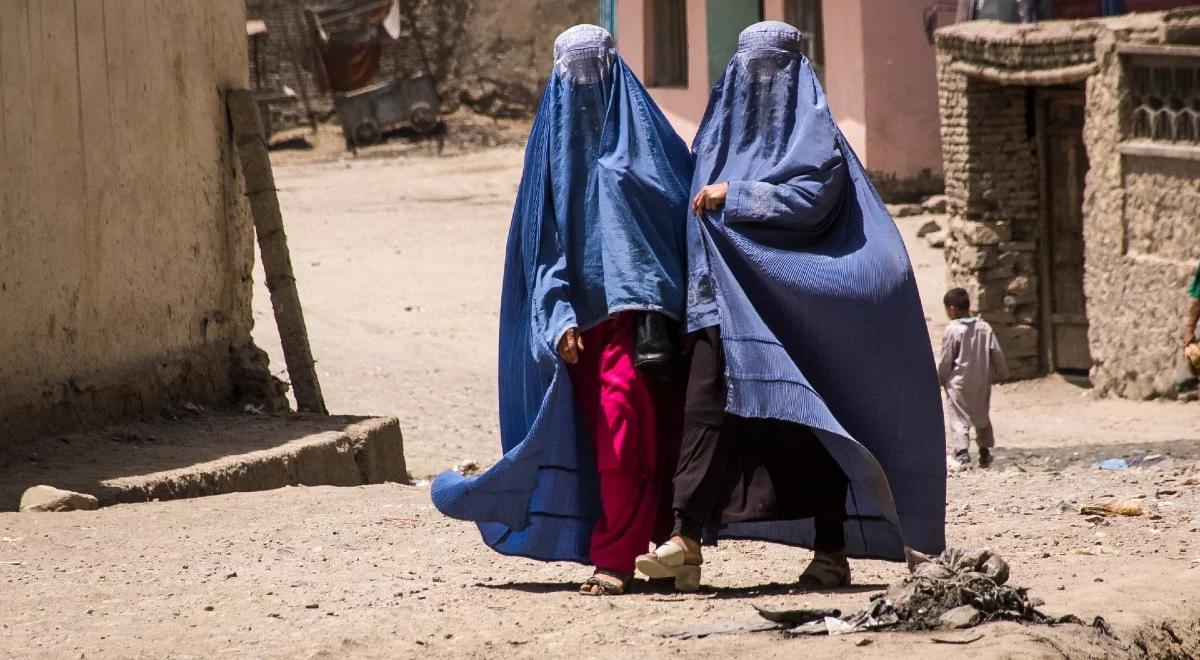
[706,1,763,86]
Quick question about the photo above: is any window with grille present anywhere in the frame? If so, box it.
[1128,58,1200,144]
[785,0,824,82]
[646,0,688,87]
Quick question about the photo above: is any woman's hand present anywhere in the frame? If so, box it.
[692,182,729,216]
[557,327,584,364]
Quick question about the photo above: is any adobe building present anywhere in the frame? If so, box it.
[610,0,944,200]
[0,3,270,445]
[936,9,1200,398]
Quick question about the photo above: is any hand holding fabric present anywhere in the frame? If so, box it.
[557,327,584,364]
[692,182,729,216]
[721,154,847,237]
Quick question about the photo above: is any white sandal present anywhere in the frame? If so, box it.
[797,550,851,590]
[635,541,702,592]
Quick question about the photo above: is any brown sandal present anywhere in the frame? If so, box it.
[579,569,631,596]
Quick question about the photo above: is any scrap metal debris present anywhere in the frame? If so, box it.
[760,548,1090,637]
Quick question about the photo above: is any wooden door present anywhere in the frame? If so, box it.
[1036,88,1092,373]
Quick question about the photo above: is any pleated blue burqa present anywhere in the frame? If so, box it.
[688,22,945,560]
[430,25,693,563]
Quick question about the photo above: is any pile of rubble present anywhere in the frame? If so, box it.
[761,548,1096,636]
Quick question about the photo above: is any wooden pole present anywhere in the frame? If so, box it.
[227,88,328,414]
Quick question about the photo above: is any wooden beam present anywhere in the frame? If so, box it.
[949,61,1097,86]
[1117,42,1200,61]
[1118,139,1200,162]
[227,89,328,415]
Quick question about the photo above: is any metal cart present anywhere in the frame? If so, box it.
[304,0,442,153]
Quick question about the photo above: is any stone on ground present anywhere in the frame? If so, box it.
[19,485,99,512]
[916,218,943,238]
[926,230,947,248]
[887,203,925,218]
[922,194,949,214]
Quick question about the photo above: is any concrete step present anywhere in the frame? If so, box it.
[0,412,407,511]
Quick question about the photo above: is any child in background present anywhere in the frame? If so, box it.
[938,288,1008,468]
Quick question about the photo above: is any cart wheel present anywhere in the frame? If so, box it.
[410,103,439,134]
[354,120,383,145]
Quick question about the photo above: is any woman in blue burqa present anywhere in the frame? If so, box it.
[431,25,693,596]
[635,22,945,592]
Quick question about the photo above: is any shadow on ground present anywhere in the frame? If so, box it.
[993,438,1200,472]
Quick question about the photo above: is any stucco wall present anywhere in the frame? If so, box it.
[0,1,257,443]
[821,0,868,155]
[860,0,944,182]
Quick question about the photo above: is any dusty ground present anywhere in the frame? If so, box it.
[2,146,1198,658]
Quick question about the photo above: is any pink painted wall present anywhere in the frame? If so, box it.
[819,0,869,159]
[615,0,710,143]
[612,0,942,179]
[859,0,943,178]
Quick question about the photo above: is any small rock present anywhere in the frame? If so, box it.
[888,203,925,218]
[916,219,943,238]
[305,603,319,609]
[204,605,215,612]
[19,485,99,513]
[855,638,873,647]
[939,605,982,629]
[926,230,947,249]
[922,194,949,214]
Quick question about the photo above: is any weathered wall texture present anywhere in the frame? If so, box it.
[244,0,594,125]
[0,2,258,443]
[936,11,1200,398]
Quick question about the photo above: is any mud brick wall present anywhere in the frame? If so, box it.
[937,12,1200,398]
[937,54,1042,379]
[1083,17,1200,399]
[244,0,594,128]
[0,2,260,445]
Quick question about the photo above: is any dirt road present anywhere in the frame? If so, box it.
[1,146,1198,658]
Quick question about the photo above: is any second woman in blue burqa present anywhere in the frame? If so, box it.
[637,21,946,591]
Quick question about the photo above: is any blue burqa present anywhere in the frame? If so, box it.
[430,26,693,563]
[688,22,945,560]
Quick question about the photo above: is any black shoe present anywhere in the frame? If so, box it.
[979,448,993,468]
[953,449,971,466]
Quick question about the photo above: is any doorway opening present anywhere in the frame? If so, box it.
[1034,86,1092,375]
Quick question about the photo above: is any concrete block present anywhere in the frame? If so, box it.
[0,413,408,511]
